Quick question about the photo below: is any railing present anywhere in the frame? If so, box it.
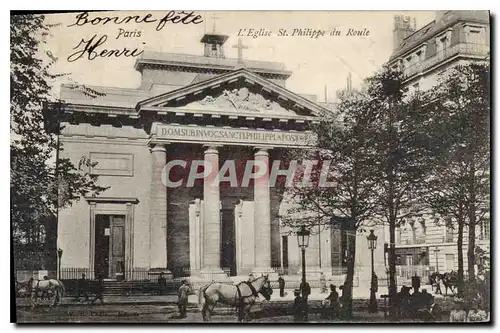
[58,268,152,280]
[403,43,489,78]
[396,265,431,281]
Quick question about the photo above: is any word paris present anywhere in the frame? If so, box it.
[161,159,335,188]
[68,11,203,31]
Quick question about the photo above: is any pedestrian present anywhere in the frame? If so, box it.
[325,284,340,319]
[449,299,467,322]
[299,279,311,320]
[293,289,306,322]
[434,275,442,295]
[319,272,327,293]
[91,275,104,305]
[467,300,488,322]
[278,274,285,297]
[75,273,89,302]
[158,272,167,295]
[300,278,311,300]
[178,279,191,318]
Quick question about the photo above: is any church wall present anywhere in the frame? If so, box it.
[58,123,152,271]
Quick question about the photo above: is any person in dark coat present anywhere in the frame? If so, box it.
[91,275,104,305]
[299,279,311,320]
[278,275,285,297]
[326,284,340,319]
[177,279,191,318]
[75,273,89,302]
[293,289,306,322]
[158,272,167,295]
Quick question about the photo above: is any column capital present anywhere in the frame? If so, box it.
[203,145,222,155]
[254,147,270,157]
[150,143,168,153]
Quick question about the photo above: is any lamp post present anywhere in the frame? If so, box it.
[367,229,378,313]
[57,248,63,280]
[433,246,440,273]
[297,225,311,283]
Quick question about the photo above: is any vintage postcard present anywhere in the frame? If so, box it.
[11,10,490,323]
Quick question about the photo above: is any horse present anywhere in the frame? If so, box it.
[197,274,273,322]
[20,278,65,308]
[441,272,458,296]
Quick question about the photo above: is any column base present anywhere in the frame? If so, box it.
[148,268,173,280]
[298,266,323,281]
[199,268,231,282]
[252,267,278,280]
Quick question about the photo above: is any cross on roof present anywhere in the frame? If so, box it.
[232,38,249,64]
[211,13,220,33]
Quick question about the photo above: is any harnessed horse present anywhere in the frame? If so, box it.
[197,275,273,322]
[430,272,458,296]
[17,278,65,308]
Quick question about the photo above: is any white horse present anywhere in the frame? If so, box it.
[18,278,65,308]
[197,275,273,322]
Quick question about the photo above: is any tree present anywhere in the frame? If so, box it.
[367,67,435,314]
[280,88,379,318]
[11,14,107,261]
[422,63,490,287]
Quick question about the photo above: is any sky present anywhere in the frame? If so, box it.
[43,11,436,102]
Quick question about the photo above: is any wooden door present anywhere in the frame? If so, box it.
[109,215,125,279]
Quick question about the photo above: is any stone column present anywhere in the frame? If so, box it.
[252,148,275,275]
[200,146,226,280]
[149,144,169,274]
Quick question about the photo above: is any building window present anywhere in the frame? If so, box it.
[466,27,486,45]
[479,220,490,240]
[415,50,423,61]
[437,35,450,53]
[445,254,455,271]
[445,225,453,243]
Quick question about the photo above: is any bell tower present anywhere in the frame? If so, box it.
[201,14,228,58]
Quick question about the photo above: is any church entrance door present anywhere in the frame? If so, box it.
[94,214,126,279]
[221,208,236,276]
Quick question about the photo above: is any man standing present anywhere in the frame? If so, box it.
[293,289,306,322]
[75,273,89,302]
[178,279,191,318]
[326,284,340,319]
[300,279,311,320]
[158,272,167,295]
[278,275,285,297]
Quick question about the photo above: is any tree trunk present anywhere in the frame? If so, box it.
[467,164,477,283]
[388,220,397,315]
[343,234,357,318]
[467,221,476,283]
[457,215,465,296]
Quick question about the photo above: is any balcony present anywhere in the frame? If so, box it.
[402,43,490,79]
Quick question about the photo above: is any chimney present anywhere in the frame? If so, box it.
[393,15,416,50]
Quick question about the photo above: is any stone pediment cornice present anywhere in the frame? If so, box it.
[136,68,328,119]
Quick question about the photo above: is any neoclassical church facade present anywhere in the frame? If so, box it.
[56,30,383,283]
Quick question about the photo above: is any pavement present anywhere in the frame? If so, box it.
[16,284,447,308]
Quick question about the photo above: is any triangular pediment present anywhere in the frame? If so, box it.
[136,68,327,118]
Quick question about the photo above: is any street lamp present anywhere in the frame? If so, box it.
[433,246,440,273]
[57,248,63,280]
[367,229,378,313]
[297,225,311,283]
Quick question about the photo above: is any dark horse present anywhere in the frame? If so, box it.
[429,272,458,296]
